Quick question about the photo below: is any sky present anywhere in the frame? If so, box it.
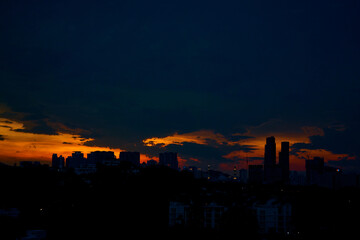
[0,0,359,173]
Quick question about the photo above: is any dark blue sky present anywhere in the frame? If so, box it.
[1,0,360,172]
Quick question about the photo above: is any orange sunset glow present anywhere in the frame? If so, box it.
[142,123,351,172]
[143,130,229,147]
[0,117,351,171]
[0,118,153,165]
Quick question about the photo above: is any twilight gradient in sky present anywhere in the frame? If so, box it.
[0,0,359,173]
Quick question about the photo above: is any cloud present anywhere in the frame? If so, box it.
[13,120,58,135]
[308,127,360,156]
[141,128,267,171]
[143,130,231,147]
[0,117,124,163]
[143,130,257,148]
[140,119,360,172]
[288,127,359,171]
[226,134,255,142]
[327,157,360,173]
[222,148,259,161]
[0,106,94,137]
[0,108,58,135]
[290,142,320,156]
[301,126,324,137]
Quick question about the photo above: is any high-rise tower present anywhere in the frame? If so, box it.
[264,136,276,182]
[279,141,290,183]
[264,136,276,167]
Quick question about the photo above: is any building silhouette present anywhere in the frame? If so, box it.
[279,142,290,183]
[202,202,227,229]
[264,136,276,167]
[264,136,277,183]
[305,156,351,189]
[52,154,65,170]
[87,151,117,165]
[159,152,178,170]
[169,201,227,230]
[169,201,191,227]
[119,151,140,166]
[264,137,291,184]
[248,137,291,184]
[252,197,292,234]
[66,151,86,168]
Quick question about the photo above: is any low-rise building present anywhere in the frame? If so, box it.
[202,202,227,229]
[253,198,292,234]
[169,201,228,230]
[169,201,191,227]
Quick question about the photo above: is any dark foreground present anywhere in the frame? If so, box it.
[0,163,359,240]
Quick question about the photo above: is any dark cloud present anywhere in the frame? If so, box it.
[0,135,5,141]
[13,121,58,135]
[328,157,360,173]
[308,126,360,157]
[0,0,359,170]
[290,142,320,156]
[290,126,360,160]
[0,110,59,135]
[226,135,255,143]
[290,125,360,172]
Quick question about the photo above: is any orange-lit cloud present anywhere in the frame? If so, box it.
[1,114,352,172]
[177,156,195,168]
[143,130,229,147]
[143,119,352,172]
[0,118,154,165]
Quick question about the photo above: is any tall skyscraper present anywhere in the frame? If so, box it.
[264,136,276,167]
[119,151,140,166]
[264,136,276,183]
[159,152,178,170]
[279,142,290,183]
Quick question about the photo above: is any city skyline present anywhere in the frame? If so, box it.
[0,117,356,174]
[5,135,338,177]
[1,1,360,239]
